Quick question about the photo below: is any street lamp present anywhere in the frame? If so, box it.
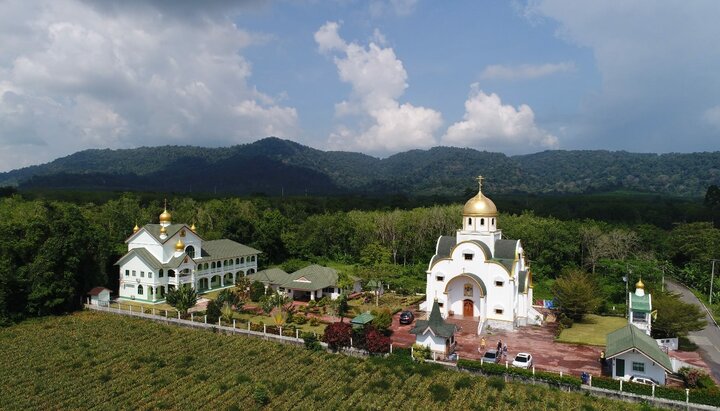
[711,259,720,305]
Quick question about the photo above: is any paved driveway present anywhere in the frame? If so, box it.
[665,279,720,381]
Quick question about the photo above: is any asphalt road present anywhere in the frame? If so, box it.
[665,279,720,381]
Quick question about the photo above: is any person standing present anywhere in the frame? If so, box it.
[480,337,486,351]
[497,339,502,352]
[502,342,508,359]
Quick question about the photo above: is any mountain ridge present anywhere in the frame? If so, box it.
[2,137,718,197]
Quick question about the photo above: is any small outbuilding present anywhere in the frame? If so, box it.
[411,299,457,355]
[87,287,112,307]
[350,312,375,328]
[606,324,673,385]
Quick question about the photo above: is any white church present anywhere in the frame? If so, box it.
[421,177,542,333]
[115,205,261,302]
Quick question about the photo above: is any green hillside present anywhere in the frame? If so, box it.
[1,137,718,196]
[0,311,641,410]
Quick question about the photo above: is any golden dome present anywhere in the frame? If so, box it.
[636,278,644,289]
[133,224,140,233]
[463,176,498,217]
[175,238,185,252]
[159,209,171,223]
[160,226,167,235]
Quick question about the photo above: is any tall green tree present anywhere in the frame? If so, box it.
[652,291,706,338]
[552,269,602,321]
[165,285,198,316]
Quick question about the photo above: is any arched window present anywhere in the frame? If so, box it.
[185,245,195,258]
[168,270,175,278]
[211,262,216,269]
[492,218,495,225]
[235,258,240,264]
[241,257,245,264]
[480,218,485,225]
[468,218,472,225]
[251,256,256,262]
[159,269,164,278]
[137,285,143,295]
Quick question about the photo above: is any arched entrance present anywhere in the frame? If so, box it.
[463,299,474,317]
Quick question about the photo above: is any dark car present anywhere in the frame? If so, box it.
[399,311,415,325]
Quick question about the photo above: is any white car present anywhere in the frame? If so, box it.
[629,376,659,386]
[512,352,533,369]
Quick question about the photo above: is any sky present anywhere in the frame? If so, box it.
[1,0,719,172]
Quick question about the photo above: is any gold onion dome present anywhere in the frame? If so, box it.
[463,176,498,217]
[159,208,172,223]
[133,224,139,233]
[190,223,196,231]
[175,238,185,251]
[636,278,645,289]
[160,226,167,235]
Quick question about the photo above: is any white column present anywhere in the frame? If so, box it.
[310,291,315,301]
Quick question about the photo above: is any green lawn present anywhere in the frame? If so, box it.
[556,314,627,346]
[348,293,424,316]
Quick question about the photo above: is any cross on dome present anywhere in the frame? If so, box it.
[476,175,485,192]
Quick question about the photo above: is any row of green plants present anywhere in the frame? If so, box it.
[458,358,720,407]
[0,312,643,410]
[457,359,581,388]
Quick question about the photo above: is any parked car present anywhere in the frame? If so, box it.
[629,376,659,386]
[399,311,415,325]
[482,349,500,363]
[512,352,533,369]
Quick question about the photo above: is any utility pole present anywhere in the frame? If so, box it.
[711,259,719,305]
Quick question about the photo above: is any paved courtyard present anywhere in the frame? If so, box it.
[390,310,713,379]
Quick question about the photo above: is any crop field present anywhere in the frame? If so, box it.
[0,311,644,410]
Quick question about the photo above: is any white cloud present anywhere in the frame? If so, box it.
[480,61,575,80]
[315,22,442,153]
[524,0,720,152]
[442,83,559,151]
[0,0,298,171]
[369,0,418,17]
[702,106,720,130]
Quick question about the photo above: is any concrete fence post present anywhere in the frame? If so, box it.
[390,344,393,354]
[248,322,251,331]
[129,305,132,313]
[560,371,563,378]
[686,388,689,403]
[433,351,436,361]
[204,315,207,324]
[152,308,155,316]
[619,379,623,392]
[191,313,194,322]
[165,310,168,318]
[279,326,282,337]
[233,319,236,329]
[532,366,535,376]
[263,324,266,335]
[296,329,299,339]
[218,318,221,326]
[652,385,655,397]
[481,358,484,366]
[589,374,592,387]
[505,361,508,369]
[177,311,180,319]
[411,346,414,360]
[350,337,353,348]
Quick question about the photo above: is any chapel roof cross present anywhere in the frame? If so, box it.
[476,175,485,192]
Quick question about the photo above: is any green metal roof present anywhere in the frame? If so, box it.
[114,248,162,269]
[201,239,261,259]
[411,300,456,338]
[350,312,375,326]
[248,268,290,285]
[518,270,528,293]
[280,264,338,291]
[494,239,518,259]
[629,293,652,313]
[606,324,672,372]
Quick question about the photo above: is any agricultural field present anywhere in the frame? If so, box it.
[0,311,648,410]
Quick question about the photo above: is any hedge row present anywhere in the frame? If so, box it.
[584,376,720,407]
[458,360,720,407]
[457,359,581,388]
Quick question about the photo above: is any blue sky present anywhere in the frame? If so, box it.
[0,0,718,171]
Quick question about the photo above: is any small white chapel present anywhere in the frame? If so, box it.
[115,204,261,303]
[421,177,542,333]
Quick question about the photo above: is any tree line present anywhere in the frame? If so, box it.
[0,192,718,326]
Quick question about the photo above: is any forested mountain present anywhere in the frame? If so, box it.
[1,137,718,197]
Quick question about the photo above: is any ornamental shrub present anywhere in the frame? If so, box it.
[302,332,322,351]
[412,344,431,362]
[249,281,265,302]
[322,321,352,350]
[365,327,391,354]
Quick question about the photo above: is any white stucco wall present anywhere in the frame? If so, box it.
[611,351,667,385]
[416,333,449,353]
